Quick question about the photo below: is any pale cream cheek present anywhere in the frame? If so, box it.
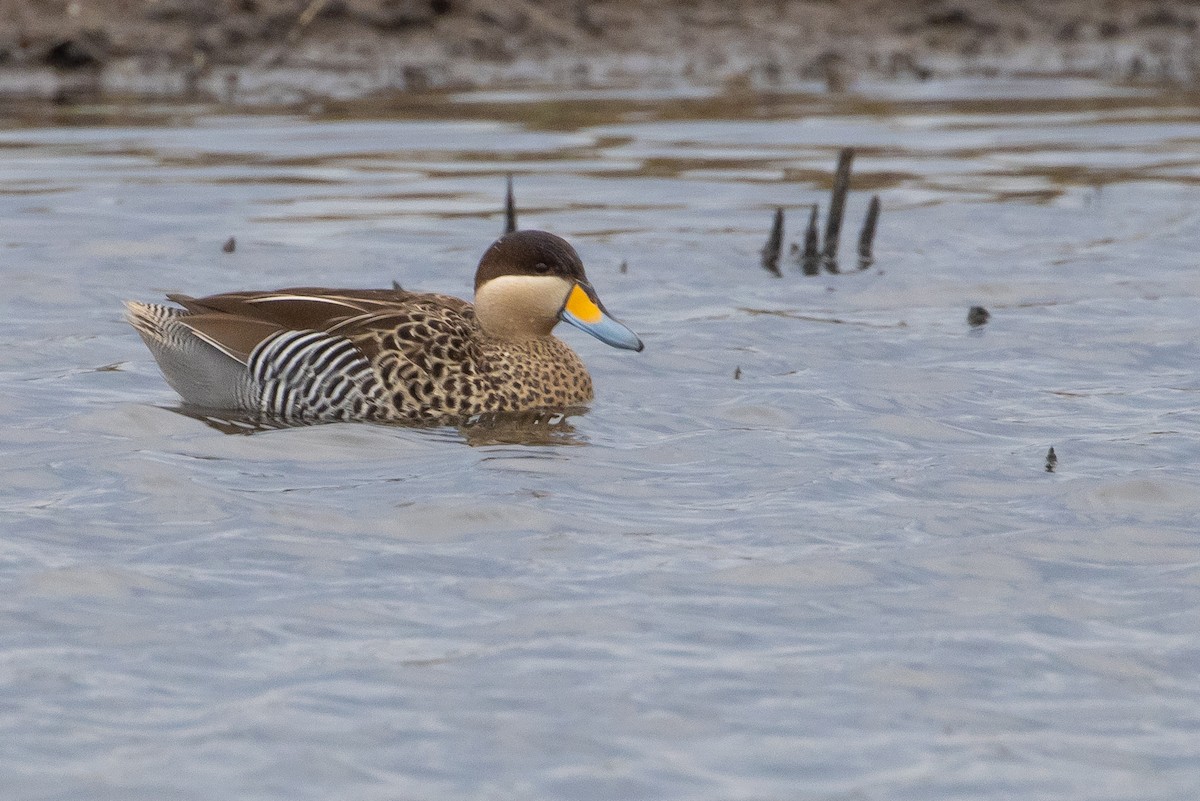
[475,275,573,339]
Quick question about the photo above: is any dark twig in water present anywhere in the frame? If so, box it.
[734,366,742,379]
[761,207,784,277]
[857,194,880,269]
[1045,446,1058,472]
[801,203,821,275]
[967,306,990,327]
[504,174,517,233]
[821,147,854,273]
[222,236,236,253]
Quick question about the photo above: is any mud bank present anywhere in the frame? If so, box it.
[3,1,1200,104]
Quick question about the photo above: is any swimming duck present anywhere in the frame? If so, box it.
[125,230,643,423]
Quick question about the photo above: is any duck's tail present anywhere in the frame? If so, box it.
[124,300,248,410]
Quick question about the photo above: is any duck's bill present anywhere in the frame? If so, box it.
[559,283,644,352]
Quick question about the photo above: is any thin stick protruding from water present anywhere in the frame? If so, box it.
[761,207,784,276]
[801,203,820,275]
[821,147,854,272]
[504,174,517,233]
[857,193,880,269]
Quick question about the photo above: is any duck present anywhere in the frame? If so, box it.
[124,230,643,423]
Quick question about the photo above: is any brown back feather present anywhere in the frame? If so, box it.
[178,314,285,363]
[167,288,422,331]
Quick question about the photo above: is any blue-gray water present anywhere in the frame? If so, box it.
[2,79,1199,799]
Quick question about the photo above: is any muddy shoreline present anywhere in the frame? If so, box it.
[3,1,1200,104]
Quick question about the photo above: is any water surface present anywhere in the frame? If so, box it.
[2,79,1199,799]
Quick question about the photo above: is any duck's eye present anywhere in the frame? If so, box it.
[532,262,551,274]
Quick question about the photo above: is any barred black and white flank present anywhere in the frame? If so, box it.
[125,230,644,424]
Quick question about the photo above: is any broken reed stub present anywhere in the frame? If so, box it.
[801,203,821,275]
[222,236,236,253]
[821,147,855,272]
[761,207,784,277]
[857,194,880,269]
[504,174,517,234]
[967,306,990,327]
[1045,446,1058,473]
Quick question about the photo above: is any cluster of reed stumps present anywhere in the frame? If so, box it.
[761,147,880,276]
[499,152,879,275]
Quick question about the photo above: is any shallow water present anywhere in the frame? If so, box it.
[2,79,1200,799]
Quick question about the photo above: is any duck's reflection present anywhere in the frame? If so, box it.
[170,404,588,446]
[458,408,586,447]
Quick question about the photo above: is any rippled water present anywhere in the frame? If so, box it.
[2,79,1200,799]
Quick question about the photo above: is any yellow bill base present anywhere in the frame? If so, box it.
[564,284,603,324]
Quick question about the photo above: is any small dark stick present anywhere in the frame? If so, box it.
[801,203,820,275]
[222,236,236,253]
[761,207,784,277]
[857,194,880,269]
[967,306,990,327]
[504,174,517,234]
[733,366,742,379]
[821,147,854,273]
[1045,446,1058,473]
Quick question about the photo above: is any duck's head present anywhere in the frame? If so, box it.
[473,230,644,352]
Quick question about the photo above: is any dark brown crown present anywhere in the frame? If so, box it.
[474,230,587,292]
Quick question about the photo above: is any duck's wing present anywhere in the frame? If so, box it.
[162,287,473,362]
[166,287,436,332]
[172,313,286,364]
